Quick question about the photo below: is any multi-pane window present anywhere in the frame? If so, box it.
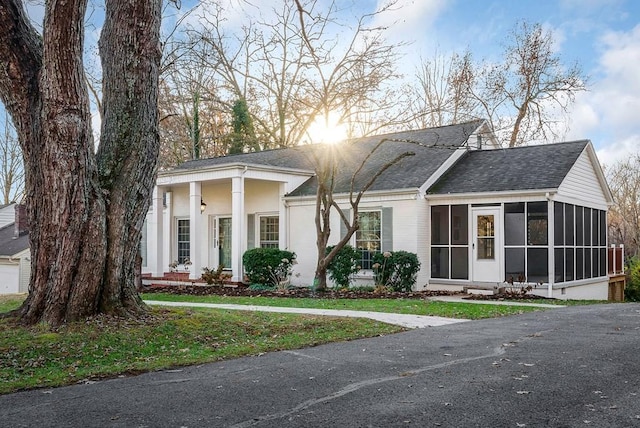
[177,219,190,263]
[431,205,469,279]
[259,216,279,248]
[356,211,381,269]
[554,202,607,283]
[504,202,549,283]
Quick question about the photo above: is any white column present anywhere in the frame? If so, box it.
[150,186,164,277]
[279,182,287,249]
[231,175,245,282]
[547,199,554,298]
[189,182,203,279]
[163,191,172,273]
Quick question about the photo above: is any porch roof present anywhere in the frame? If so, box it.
[427,140,589,195]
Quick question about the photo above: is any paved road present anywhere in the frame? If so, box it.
[1,303,639,427]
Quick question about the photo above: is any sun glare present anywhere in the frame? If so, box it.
[307,111,348,144]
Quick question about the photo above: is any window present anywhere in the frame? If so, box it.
[259,216,279,248]
[356,211,381,269]
[431,205,469,280]
[554,202,607,283]
[177,219,190,263]
[477,215,495,259]
[504,202,549,283]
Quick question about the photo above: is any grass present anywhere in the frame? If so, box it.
[0,291,600,395]
[141,293,549,319]
[0,299,402,395]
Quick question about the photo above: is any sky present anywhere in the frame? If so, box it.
[8,0,640,168]
[361,0,640,167]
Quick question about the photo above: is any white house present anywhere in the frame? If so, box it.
[0,204,30,294]
[142,120,613,300]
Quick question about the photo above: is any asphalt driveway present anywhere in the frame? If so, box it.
[1,303,639,427]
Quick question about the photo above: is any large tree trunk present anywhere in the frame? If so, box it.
[0,0,161,326]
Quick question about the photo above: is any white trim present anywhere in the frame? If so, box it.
[175,216,190,266]
[419,147,469,194]
[285,188,419,204]
[256,212,280,248]
[426,189,558,201]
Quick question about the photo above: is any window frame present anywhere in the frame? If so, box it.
[258,215,280,248]
[356,210,382,270]
[176,217,190,264]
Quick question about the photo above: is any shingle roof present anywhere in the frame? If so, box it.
[287,120,486,196]
[0,224,29,257]
[428,140,589,194]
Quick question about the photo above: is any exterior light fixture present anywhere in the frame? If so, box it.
[200,198,207,214]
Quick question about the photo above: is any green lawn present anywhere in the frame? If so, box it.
[0,291,594,395]
[141,293,548,319]
[0,299,402,394]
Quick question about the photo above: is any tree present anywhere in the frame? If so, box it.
[185,0,405,151]
[228,98,258,154]
[308,141,413,290]
[606,154,640,258]
[407,51,478,129]
[410,22,586,147]
[0,0,162,325]
[473,22,586,147]
[0,112,24,204]
[159,35,230,167]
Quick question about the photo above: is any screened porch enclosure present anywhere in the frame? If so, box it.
[430,201,608,286]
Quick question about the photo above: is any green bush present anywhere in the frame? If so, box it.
[242,248,296,286]
[326,245,361,288]
[625,257,640,302]
[372,251,421,292]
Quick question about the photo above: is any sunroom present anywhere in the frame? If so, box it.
[426,140,612,299]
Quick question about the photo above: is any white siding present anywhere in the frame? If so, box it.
[288,194,427,289]
[0,204,15,229]
[557,149,608,209]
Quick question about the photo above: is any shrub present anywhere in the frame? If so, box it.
[242,248,296,287]
[625,257,640,302]
[326,245,361,288]
[201,265,232,286]
[372,251,421,292]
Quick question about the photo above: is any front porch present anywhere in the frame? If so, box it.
[143,163,313,283]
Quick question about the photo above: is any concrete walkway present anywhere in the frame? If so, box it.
[143,300,468,329]
[145,295,565,329]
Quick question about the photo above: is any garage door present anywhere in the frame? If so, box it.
[0,263,20,294]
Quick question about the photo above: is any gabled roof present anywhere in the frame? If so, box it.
[428,140,590,194]
[0,224,29,257]
[288,120,486,196]
[174,121,486,189]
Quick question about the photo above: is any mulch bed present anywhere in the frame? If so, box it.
[142,284,465,300]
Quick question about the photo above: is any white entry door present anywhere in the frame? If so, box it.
[472,208,501,282]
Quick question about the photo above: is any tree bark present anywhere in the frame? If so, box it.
[0,0,161,326]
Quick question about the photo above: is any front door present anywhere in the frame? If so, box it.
[213,217,232,270]
[472,208,501,282]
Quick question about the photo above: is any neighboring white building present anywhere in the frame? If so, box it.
[143,120,613,300]
[0,204,30,294]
